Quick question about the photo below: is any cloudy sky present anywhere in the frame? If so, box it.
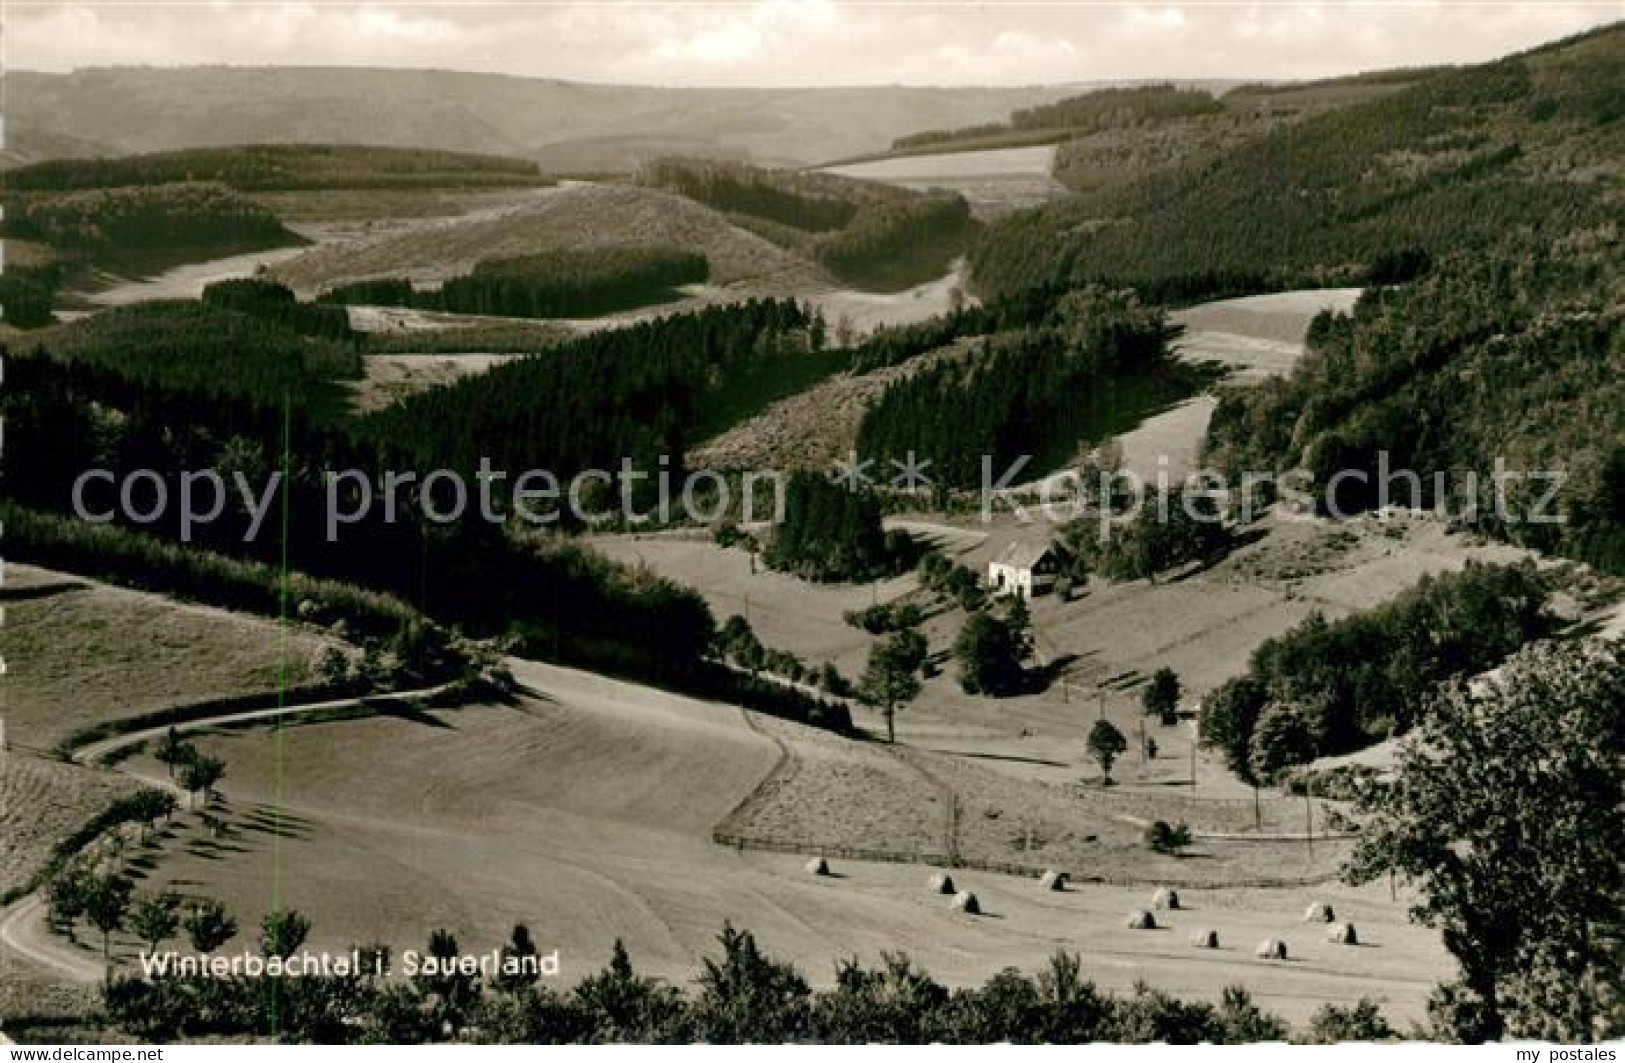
[8,2,1620,86]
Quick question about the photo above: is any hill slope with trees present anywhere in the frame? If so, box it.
[970,24,1623,300]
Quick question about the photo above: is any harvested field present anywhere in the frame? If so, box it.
[1172,288,1365,355]
[3,564,336,750]
[353,352,522,412]
[248,187,555,224]
[87,657,1446,1024]
[821,146,1065,216]
[0,752,143,896]
[718,715,947,858]
[689,338,978,472]
[914,749,1348,887]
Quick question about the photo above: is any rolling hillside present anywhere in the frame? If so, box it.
[938,23,1625,574]
[970,23,1624,298]
[4,68,1089,170]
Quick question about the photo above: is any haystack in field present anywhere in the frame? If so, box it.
[952,891,981,915]
[1126,909,1157,930]
[1255,938,1288,960]
[805,856,830,876]
[929,871,956,895]
[1189,929,1219,949]
[1304,902,1335,923]
[1153,887,1181,910]
[1039,869,1068,891]
[1327,923,1359,945]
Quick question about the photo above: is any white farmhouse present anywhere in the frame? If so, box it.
[986,541,1068,598]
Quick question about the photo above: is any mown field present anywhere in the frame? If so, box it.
[0,752,143,898]
[3,565,336,751]
[87,658,1446,1025]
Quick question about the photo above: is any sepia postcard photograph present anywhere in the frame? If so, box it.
[0,0,1621,1049]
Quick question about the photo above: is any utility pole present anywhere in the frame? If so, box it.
[1304,784,1315,858]
[1253,783,1262,832]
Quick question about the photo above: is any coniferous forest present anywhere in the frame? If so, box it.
[1203,238,1624,573]
[366,299,820,482]
[766,473,915,582]
[970,29,1623,300]
[4,143,548,192]
[3,183,300,260]
[319,245,710,319]
[856,287,1184,489]
[0,298,849,728]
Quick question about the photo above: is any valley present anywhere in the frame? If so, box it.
[2,17,1622,1045]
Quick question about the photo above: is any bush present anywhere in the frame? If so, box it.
[1145,820,1193,856]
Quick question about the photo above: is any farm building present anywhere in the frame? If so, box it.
[987,541,1069,598]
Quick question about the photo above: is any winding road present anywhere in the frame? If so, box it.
[0,683,447,984]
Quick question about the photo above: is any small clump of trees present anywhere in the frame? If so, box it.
[858,629,927,743]
[1087,719,1128,785]
[1144,820,1193,856]
[154,729,227,808]
[318,245,710,320]
[1141,668,1182,725]
[1199,561,1552,780]
[765,473,916,583]
[953,595,1035,697]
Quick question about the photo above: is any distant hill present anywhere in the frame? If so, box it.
[4,144,548,192]
[4,67,1091,170]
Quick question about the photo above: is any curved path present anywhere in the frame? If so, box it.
[0,683,448,984]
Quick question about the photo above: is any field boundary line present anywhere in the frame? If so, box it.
[709,828,1339,889]
[711,707,797,842]
[886,744,960,865]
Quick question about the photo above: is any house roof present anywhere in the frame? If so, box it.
[991,540,1063,571]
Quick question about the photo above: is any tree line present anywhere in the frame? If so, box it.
[366,298,820,487]
[856,287,1180,489]
[891,83,1223,153]
[3,183,299,260]
[91,917,1383,1044]
[201,277,354,340]
[318,245,709,320]
[1009,84,1224,133]
[765,473,916,582]
[638,158,859,232]
[13,300,360,415]
[1198,561,1553,781]
[5,144,548,192]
